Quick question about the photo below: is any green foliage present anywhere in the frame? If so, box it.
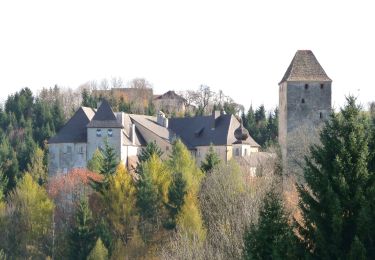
[200,145,221,173]
[87,149,104,173]
[136,141,163,173]
[244,188,296,260]
[87,238,108,260]
[81,88,98,108]
[166,172,187,229]
[297,96,375,259]
[100,139,118,177]
[70,197,96,260]
[242,105,278,147]
[5,173,54,258]
[25,146,47,186]
[0,138,20,195]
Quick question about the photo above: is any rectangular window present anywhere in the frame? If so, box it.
[107,129,113,137]
[235,148,240,156]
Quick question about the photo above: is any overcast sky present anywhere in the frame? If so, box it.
[0,0,374,110]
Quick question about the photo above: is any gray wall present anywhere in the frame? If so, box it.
[279,81,331,174]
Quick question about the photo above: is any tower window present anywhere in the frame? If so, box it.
[305,84,309,89]
[107,129,113,137]
[96,129,102,137]
[320,84,324,89]
[301,98,305,104]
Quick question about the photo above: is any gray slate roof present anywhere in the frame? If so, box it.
[168,114,260,148]
[87,100,123,128]
[280,50,331,84]
[49,107,95,143]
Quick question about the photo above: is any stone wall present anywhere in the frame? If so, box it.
[48,143,87,176]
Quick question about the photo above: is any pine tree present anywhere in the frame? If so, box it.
[200,145,221,173]
[87,238,108,260]
[297,96,375,259]
[69,197,96,260]
[243,188,296,260]
[100,139,118,177]
[166,172,187,229]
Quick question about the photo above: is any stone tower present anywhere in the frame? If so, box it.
[279,50,332,174]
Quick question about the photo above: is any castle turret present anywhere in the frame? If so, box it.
[279,50,332,174]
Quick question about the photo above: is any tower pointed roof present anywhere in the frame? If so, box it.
[87,99,123,128]
[280,50,331,84]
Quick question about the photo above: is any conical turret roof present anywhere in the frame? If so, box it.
[87,99,123,128]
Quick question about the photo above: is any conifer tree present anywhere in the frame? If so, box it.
[200,145,221,173]
[243,188,296,260]
[136,141,163,173]
[87,149,103,173]
[297,96,375,259]
[69,197,96,260]
[166,172,187,229]
[100,139,118,177]
[25,147,47,186]
[87,238,108,260]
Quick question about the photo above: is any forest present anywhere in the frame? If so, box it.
[0,84,375,259]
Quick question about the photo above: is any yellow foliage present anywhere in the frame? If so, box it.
[104,164,138,241]
[176,191,206,242]
[143,154,172,204]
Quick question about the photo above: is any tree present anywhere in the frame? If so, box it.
[0,138,20,195]
[136,141,163,173]
[200,145,221,173]
[297,96,375,259]
[87,149,103,173]
[25,146,47,186]
[244,188,296,260]
[168,139,205,240]
[166,172,187,229]
[5,174,54,258]
[69,197,96,260]
[101,164,137,243]
[100,139,118,177]
[87,238,108,260]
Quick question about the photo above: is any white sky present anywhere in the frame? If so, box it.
[0,0,374,110]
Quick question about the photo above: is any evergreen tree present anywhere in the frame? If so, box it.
[100,139,118,177]
[297,96,375,259]
[25,146,47,186]
[0,249,6,260]
[87,238,108,260]
[136,165,159,221]
[200,145,221,173]
[70,197,96,260]
[137,141,163,165]
[87,149,103,173]
[0,138,20,195]
[244,188,296,260]
[166,172,187,229]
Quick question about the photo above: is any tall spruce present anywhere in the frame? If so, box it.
[69,197,96,260]
[297,96,375,259]
[136,141,163,173]
[166,172,187,229]
[244,188,296,260]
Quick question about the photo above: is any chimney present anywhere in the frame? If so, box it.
[131,123,136,145]
[157,111,169,128]
[211,110,221,129]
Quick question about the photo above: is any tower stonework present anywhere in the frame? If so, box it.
[279,50,332,175]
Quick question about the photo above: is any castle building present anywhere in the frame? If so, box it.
[279,50,332,173]
[48,100,260,176]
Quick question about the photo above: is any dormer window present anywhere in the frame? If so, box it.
[96,129,102,137]
[107,129,113,137]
